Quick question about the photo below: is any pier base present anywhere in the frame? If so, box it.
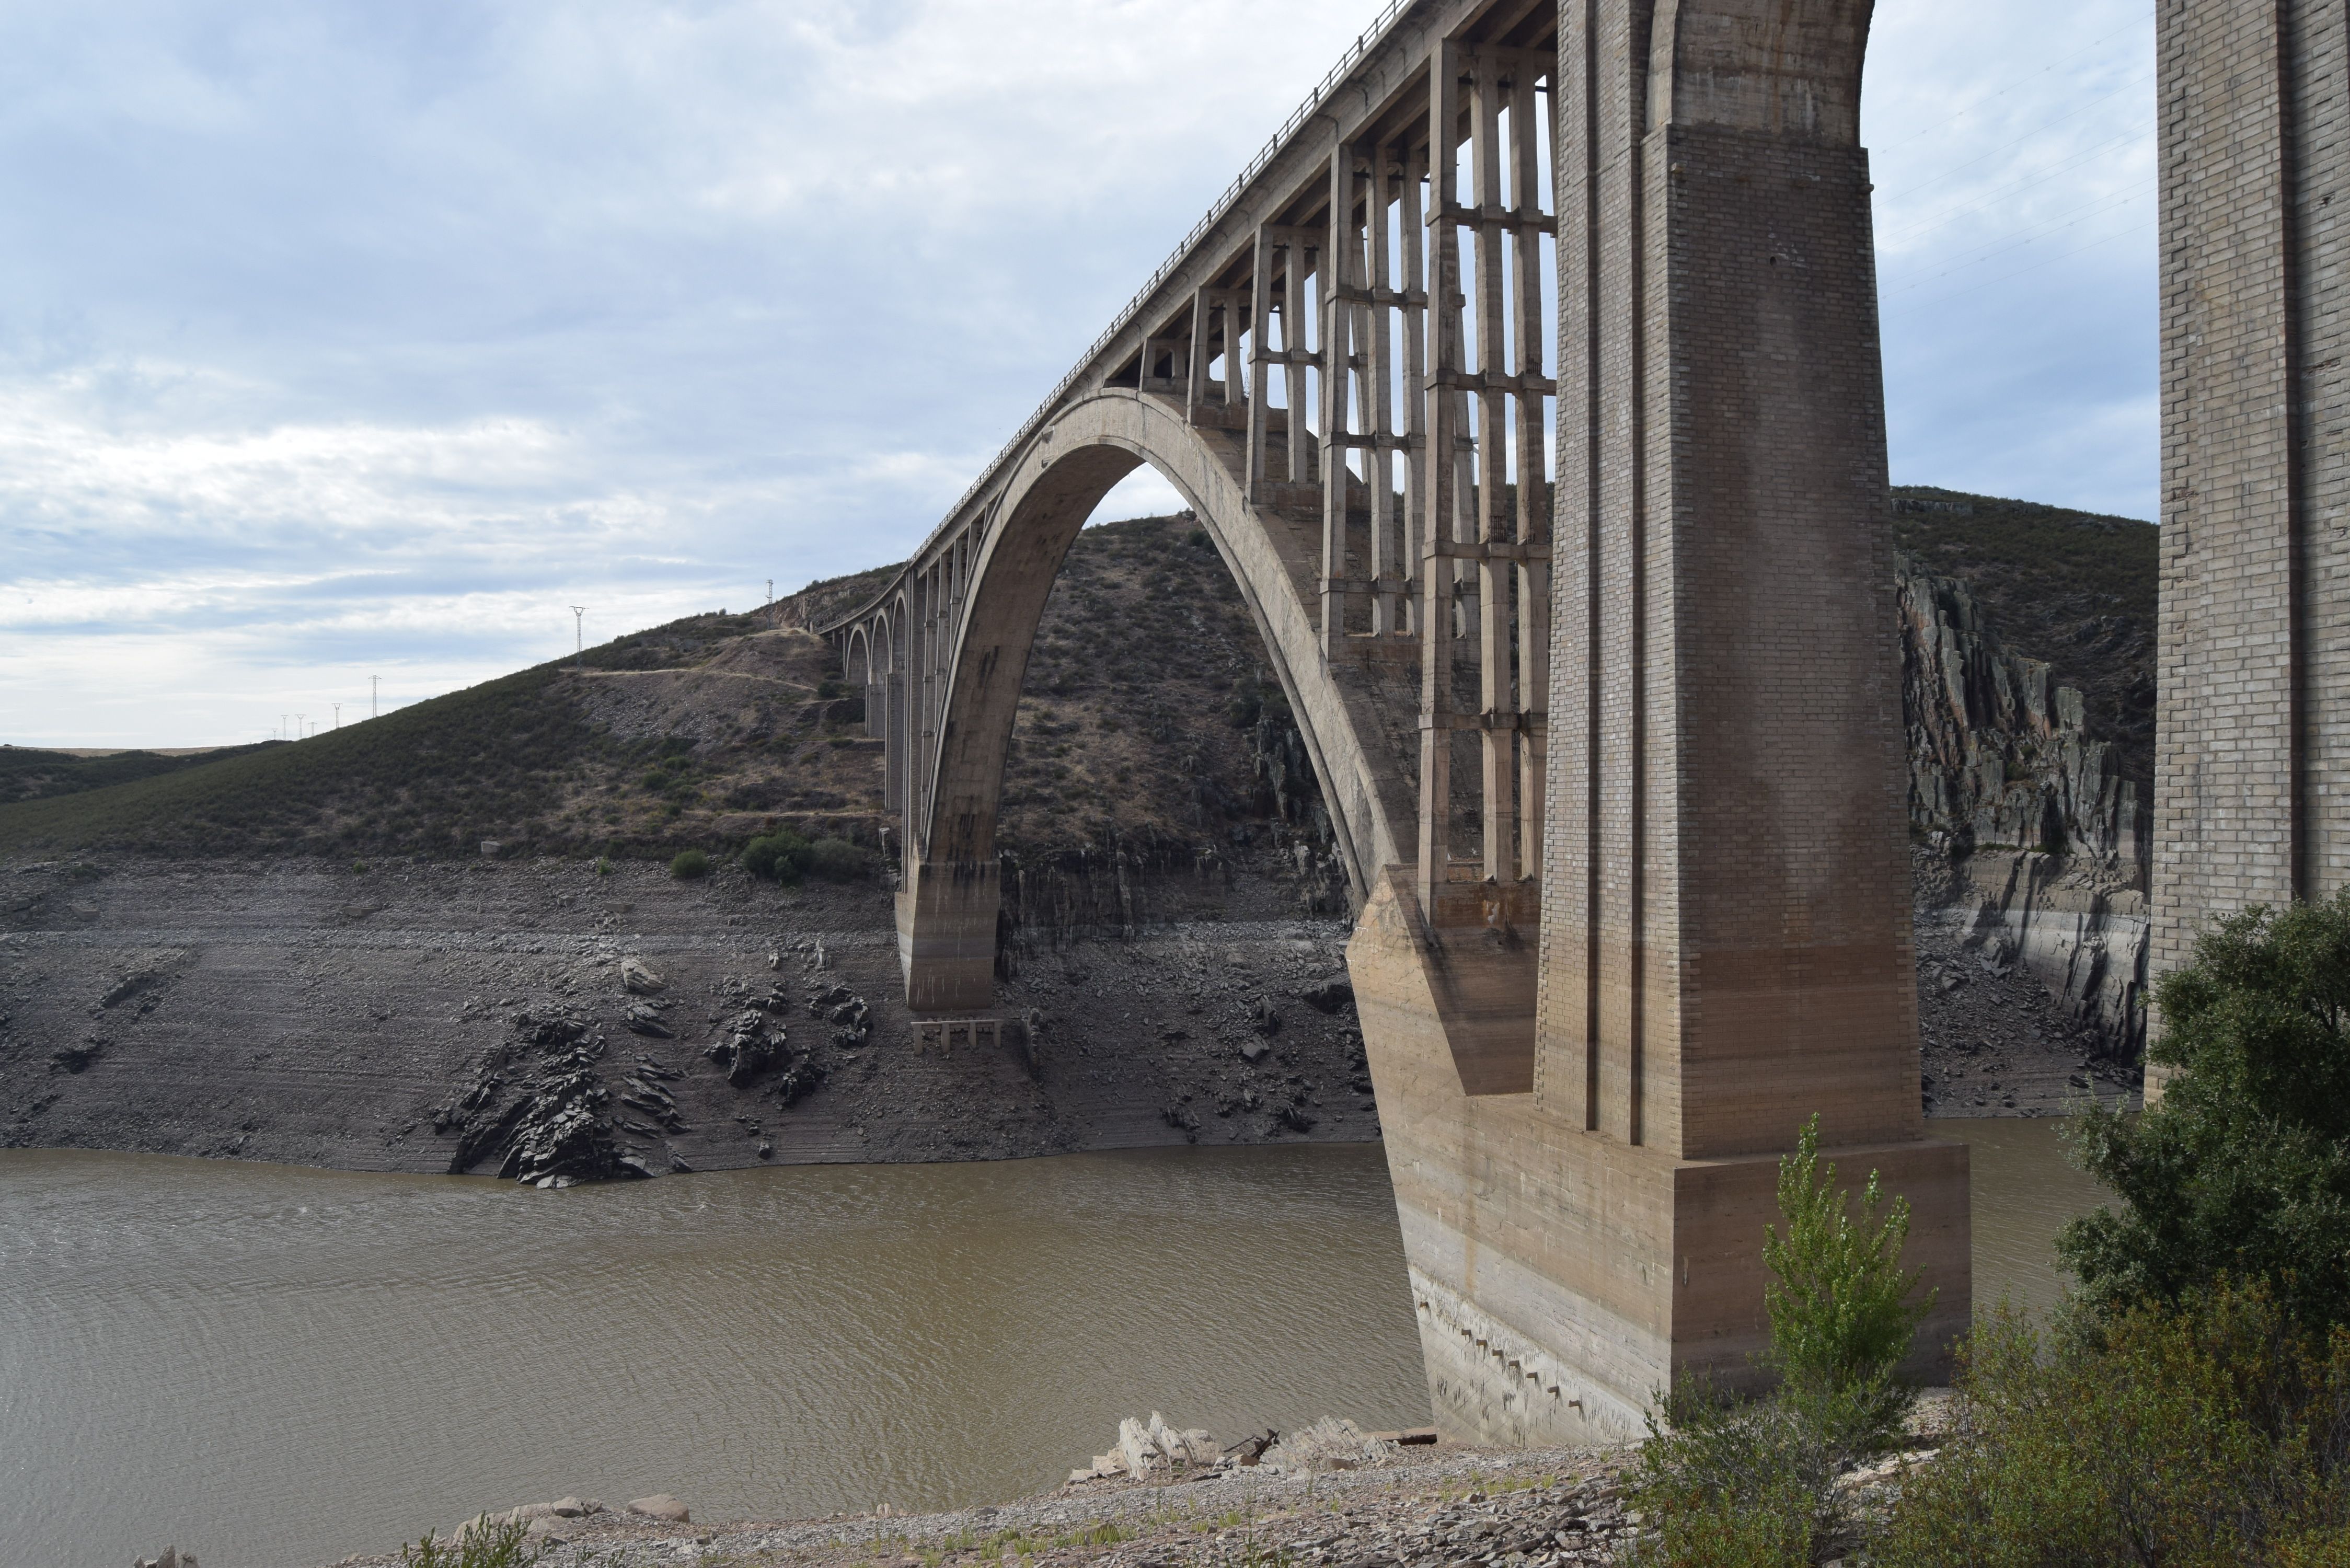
[1351,872,1973,1442]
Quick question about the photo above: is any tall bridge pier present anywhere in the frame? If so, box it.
[825,0,1973,1438]
[2155,1,2350,1035]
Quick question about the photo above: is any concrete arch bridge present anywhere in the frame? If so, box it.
[815,0,1979,1440]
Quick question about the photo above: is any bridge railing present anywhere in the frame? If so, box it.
[826,0,1419,640]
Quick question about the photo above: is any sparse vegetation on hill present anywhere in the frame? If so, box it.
[0,516,1332,877]
[0,743,267,805]
[1892,485,2157,784]
[0,667,601,859]
[0,500,2156,892]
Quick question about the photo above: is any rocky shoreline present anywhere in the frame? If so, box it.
[0,854,1377,1177]
[0,845,2142,1182]
[309,1437,1645,1568]
[301,1389,1967,1568]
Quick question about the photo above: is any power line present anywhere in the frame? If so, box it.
[1883,181,2153,296]
[1876,127,2150,251]
[1873,16,2150,155]
[1884,216,2158,323]
[1880,68,2156,204]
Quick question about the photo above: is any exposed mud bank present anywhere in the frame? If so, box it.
[0,855,1376,1176]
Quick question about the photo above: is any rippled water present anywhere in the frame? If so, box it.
[1,1123,2109,1568]
[1941,1115,2112,1322]
[2,1145,1428,1568]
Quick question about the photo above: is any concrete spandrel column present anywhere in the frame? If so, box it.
[1508,60,1552,885]
[1248,232,1276,500]
[1351,1,1968,1446]
[1416,40,1468,910]
[1368,148,1406,637]
[1469,52,1520,883]
[1400,146,1432,638]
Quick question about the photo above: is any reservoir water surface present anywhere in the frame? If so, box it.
[2,1123,2101,1568]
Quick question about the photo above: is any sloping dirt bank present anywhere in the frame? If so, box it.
[0,855,1376,1176]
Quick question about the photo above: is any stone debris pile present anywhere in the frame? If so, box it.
[1069,1412,1220,1483]
[705,1008,785,1086]
[131,1549,195,1568]
[623,998,674,1037]
[388,1442,1641,1568]
[417,946,857,1187]
[1066,1413,1433,1485]
[430,1495,612,1548]
[1260,1415,1400,1474]
[808,983,872,1048]
[705,981,826,1105]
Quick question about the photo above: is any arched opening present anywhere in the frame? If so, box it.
[891,393,1421,1013]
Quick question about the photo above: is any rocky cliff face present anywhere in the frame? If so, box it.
[1898,553,2149,1060]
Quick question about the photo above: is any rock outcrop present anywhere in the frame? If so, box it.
[435,1007,630,1186]
[1899,555,2149,1059]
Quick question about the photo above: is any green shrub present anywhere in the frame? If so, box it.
[741,829,812,882]
[400,1514,547,1568]
[1762,1114,1934,1447]
[669,848,710,880]
[1877,1285,2350,1567]
[1628,1117,1936,1564]
[2060,889,2350,1334]
[807,836,876,881]
[1626,1379,1851,1567]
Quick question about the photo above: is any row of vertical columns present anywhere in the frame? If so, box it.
[1415,38,1554,910]
[1186,289,1249,422]
[1247,228,1319,500]
[1320,143,1432,649]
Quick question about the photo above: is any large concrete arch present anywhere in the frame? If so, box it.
[894,388,1420,1012]
[817,0,1984,1445]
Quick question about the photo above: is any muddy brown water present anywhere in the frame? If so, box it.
[2,1122,2102,1568]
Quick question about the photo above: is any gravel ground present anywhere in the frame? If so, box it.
[318,1445,1645,1568]
[1913,906,2143,1120]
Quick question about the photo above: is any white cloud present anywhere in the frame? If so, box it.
[1865,0,2155,518]
[0,0,2159,745]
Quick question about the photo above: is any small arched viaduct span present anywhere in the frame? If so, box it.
[892,389,1416,1014]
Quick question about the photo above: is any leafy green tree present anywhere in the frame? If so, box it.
[1762,1114,1936,1443]
[1628,1117,1937,1564]
[2060,891,2350,1332]
[805,835,876,881]
[1877,1285,2350,1567]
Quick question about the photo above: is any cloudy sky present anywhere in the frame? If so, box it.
[0,0,2154,748]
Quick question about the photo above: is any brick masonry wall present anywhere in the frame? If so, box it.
[2156,0,2350,992]
[1541,0,1917,1163]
